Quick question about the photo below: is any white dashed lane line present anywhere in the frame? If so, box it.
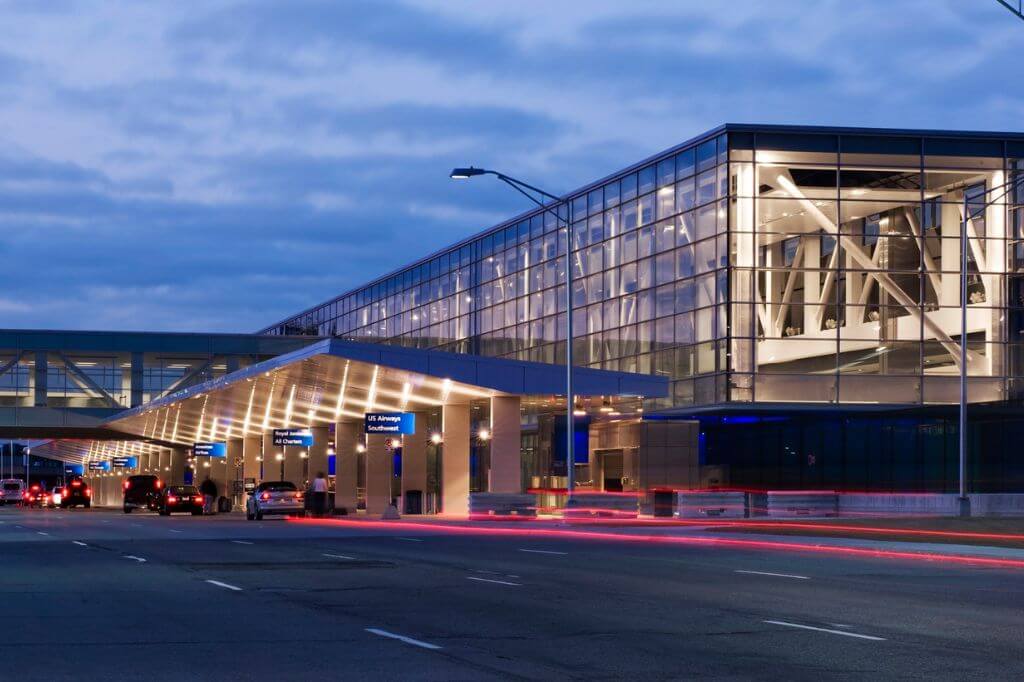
[323,553,356,560]
[764,620,886,641]
[365,628,441,650]
[735,570,810,580]
[72,541,88,547]
[123,555,147,563]
[231,540,253,545]
[395,537,423,542]
[205,579,242,592]
[519,549,567,556]
[466,576,521,587]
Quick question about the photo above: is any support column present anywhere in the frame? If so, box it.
[334,421,360,513]
[442,404,470,516]
[308,426,329,481]
[225,438,243,510]
[262,432,277,481]
[489,396,521,493]
[242,435,261,488]
[365,434,392,515]
[33,351,47,407]
[401,412,429,513]
[168,448,186,486]
[283,446,306,488]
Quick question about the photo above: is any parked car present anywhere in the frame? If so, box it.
[246,481,304,520]
[0,479,24,506]
[122,475,163,513]
[60,477,92,508]
[155,485,204,516]
[22,483,45,508]
[48,487,63,508]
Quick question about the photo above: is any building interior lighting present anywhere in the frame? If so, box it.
[477,428,490,441]
[430,433,442,445]
[275,453,284,461]
[356,443,366,453]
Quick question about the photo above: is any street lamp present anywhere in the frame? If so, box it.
[451,166,577,504]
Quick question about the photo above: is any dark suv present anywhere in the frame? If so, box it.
[122,475,162,513]
[61,477,92,508]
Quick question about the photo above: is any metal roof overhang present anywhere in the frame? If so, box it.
[34,338,668,464]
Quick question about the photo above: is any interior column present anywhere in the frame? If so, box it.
[262,433,278,481]
[365,434,392,515]
[168,448,187,485]
[334,421,360,513]
[489,396,521,493]
[308,426,329,481]
[242,435,261,488]
[283,445,305,488]
[442,404,470,516]
[401,412,429,513]
[225,438,243,510]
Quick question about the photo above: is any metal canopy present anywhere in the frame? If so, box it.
[33,338,667,464]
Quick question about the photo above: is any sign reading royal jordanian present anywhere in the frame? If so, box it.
[365,412,415,435]
[273,429,314,447]
[111,456,138,468]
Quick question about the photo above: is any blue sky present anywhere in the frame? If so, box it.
[0,0,1020,332]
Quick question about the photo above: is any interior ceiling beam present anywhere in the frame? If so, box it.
[56,352,121,408]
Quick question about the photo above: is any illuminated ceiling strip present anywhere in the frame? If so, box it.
[242,382,256,435]
[334,361,350,420]
[284,384,297,428]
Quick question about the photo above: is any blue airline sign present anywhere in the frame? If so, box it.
[364,412,415,435]
[111,456,138,468]
[273,429,314,447]
[88,461,111,471]
[193,442,227,457]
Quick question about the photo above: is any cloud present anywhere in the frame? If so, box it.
[0,0,1018,333]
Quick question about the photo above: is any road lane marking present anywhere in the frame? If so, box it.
[365,628,441,650]
[466,576,521,587]
[205,579,242,591]
[231,540,254,545]
[323,553,356,560]
[764,620,885,641]
[123,555,147,563]
[735,570,809,580]
[72,541,88,547]
[131,523,141,527]
[37,532,49,536]
[169,529,183,533]
[519,549,567,556]
[395,537,423,542]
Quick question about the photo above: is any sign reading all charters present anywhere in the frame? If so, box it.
[364,412,415,435]
[111,456,138,468]
[272,429,314,447]
[193,442,227,457]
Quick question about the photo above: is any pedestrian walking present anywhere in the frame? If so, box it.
[312,471,328,517]
[200,476,217,514]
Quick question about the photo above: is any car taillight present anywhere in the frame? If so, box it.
[84,488,91,496]
[260,492,270,501]
[123,480,130,490]
[71,481,81,487]
[193,496,203,503]
[156,480,163,489]
[62,488,68,496]
[295,492,304,500]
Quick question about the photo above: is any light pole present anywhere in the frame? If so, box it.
[450,167,576,503]
[957,175,1021,516]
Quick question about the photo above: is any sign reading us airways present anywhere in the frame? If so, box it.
[272,429,314,447]
[111,456,138,468]
[193,442,227,457]
[364,412,415,435]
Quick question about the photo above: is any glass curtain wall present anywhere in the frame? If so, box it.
[729,132,1017,405]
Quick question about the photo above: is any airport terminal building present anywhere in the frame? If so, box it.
[18,124,1024,510]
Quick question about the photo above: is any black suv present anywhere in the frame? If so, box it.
[122,475,162,513]
[61,477,92,508]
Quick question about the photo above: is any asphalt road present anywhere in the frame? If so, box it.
[2,507,1023,681]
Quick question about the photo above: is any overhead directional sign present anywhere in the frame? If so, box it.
[193,442,227,457]
[365,412,416,435]
[65,464,85,476]
[88,461,111,471]
[273,429,314,447]
[111,456,138,468]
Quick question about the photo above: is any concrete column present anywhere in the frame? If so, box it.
[168,448,186,486]
[262,432,280,480]
[224,438,243,509]
[130,351,144,407]
[334,421,360,513]
[33,351,47,407]
[365,434,392,515]
[283,446,306,488]
[308,426,329,481]
[401,412,429,513]
[442,404,470,516]
[489,396,521,493]
[242,435,261,487]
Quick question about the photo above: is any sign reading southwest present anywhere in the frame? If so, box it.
[272,429,314,447]
[111,456,138,468]
[193,442,227,457]
[364,412,415,435]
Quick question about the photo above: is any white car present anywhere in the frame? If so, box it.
[48,487,63,508]
[246,481,305,520]
[0,479,24,506]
